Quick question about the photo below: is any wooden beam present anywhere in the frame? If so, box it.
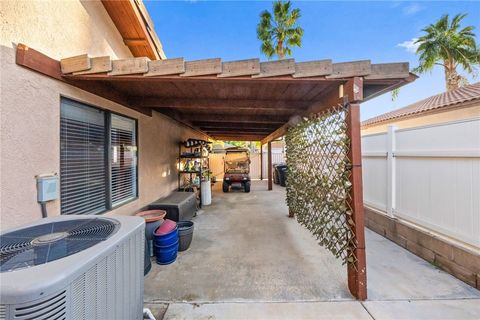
[108,57,150,76]
[365,63,410,80]
[181,58,222,77]
[144,58,185,77]
[72,80,152,117]
[260,123,288,145]
[326,60,371,79]
[180,114,287,124]
[267,141,273,190]
[260,144,264,180]
[150,59,182,76]
[252,59,295,78]
[60,54,90,74]
[343,76,364,102]
[210,135,265,141]
[218,59,260,78]
[205,130,273,135]
[15,43,62,80]
[123,38,149,46]
[73,56,112,75]
[293,60,332,78]
[346,103,367,300]
[199,125,278,131]
[363,73,417,102]
[194,122,280,129]
[15,44,152,117]
[261,77,364,144]
[307,77,363,115]
[131,97,310,110]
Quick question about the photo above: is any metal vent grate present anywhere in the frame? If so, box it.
[14,291,66,320]
[0,218,119,272]
[0,305,6,320]
[69,233,142,320]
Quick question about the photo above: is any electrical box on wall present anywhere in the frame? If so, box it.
[36,175,59,202]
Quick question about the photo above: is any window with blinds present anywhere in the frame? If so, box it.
[60,98,138,215]
[111,114,137,206]
[60,99,107,215]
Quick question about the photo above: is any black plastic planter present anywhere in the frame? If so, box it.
[177,221,194,251]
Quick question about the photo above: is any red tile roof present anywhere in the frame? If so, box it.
[362,82,480,127]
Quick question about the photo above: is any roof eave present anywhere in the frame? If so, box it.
[101,0,165,60]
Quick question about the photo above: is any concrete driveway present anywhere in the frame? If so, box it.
[144,181,480,319]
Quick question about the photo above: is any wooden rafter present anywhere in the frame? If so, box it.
[15,44,416,141]
[129,97,311,110]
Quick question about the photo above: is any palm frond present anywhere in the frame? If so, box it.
[413,12,478,91]
[256,0,304,60]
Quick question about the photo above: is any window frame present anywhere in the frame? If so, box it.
[60,96,139,215]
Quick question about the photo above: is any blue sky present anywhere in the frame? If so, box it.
[145,1,480,120]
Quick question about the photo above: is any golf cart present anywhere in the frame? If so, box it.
[223,147,251,193]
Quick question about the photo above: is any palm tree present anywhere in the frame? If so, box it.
[414,13,480,91]
[257,1,304,60]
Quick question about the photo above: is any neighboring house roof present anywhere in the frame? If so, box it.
[362,82,480,127]
[101,0,166,60]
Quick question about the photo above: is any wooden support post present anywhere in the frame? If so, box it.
[267,142,273,190]
[346,103,367,300]
[260,144,264,180]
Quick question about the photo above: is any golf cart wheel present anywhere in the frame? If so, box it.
[244,181,251,193]
[222,181,229,193]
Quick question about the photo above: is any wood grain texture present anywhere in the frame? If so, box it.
[210,135,265,141]
[261,123,288,144]
[108,57,150,76]
[179,113,287,124]
[267,141,273,190]
[73,56,112,75]
[144,58,185,76]
[326,60,371,79]
[252,59,295,78]
[181,58,222,77]
[218,59,260,77]
[293,60,332,78]
[101,0,161,60]
[16,43,62,80]
[365,63,410,80]
[60,54,90,74]
[132,97,310,110]
[346,103,367,301]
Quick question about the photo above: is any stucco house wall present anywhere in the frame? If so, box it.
[0,0,208,231]
[361,103,480,135]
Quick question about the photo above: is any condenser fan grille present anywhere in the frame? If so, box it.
[0,218,119,272]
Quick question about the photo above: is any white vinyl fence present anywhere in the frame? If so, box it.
[209,152,285,180]
[362,118,480,248]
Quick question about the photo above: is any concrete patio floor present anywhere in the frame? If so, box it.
[144,181,480,319]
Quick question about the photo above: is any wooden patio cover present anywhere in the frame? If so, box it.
[16,44,415,143]
[15,44,417,300]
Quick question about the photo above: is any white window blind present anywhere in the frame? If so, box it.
[111,114,137,206]
[60,99,107,215]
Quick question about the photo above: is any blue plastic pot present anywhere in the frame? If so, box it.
[154,241,179,265]
[153,227,178,247]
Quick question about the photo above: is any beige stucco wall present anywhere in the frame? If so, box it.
[0,1,208,231]
[0,0,133,59]
[361,103,480,135]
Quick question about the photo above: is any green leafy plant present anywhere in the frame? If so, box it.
[285,105,357,266]
[257,1,304,60]
[414,13,480,91]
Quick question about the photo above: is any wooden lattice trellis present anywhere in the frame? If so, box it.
[285,104,358,266]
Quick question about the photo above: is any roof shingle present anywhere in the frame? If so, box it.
[362,82,480,127]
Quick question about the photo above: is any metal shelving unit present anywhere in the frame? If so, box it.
[177,140,210,208]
